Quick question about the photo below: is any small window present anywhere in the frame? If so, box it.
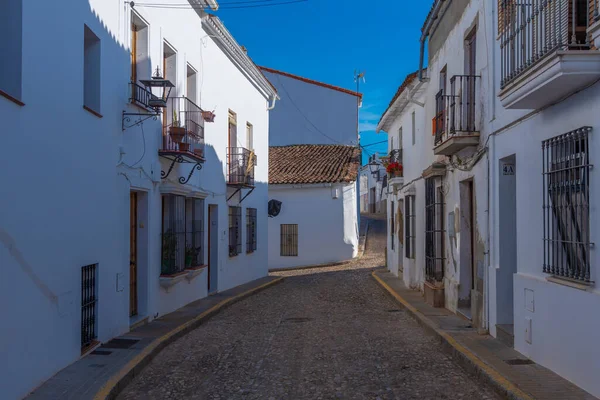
[229,206,242,257]
[246,122,253,150]
[246,208,257,253]
[163,41,177,94]
[439,65,447,94]
[81,264,98,350]
[0,1,23,103]
[411,111,416,145]
[542,127,592,282]
[84,25,101,114]
[390,201,395,250]
[390,136,394,151]
[130,13,149,84]
[281,224,298,256]
[405,195,416,259]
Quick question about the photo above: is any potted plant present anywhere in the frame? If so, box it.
[386,161,403,178]
[201,110,216,122]
[161,230,178,275]
[185,245,201,268]
[169,110,186,144]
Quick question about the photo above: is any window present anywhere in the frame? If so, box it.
[246,122,253,150]
[280,224,298,256]
[84,25,101,114]
[390,136,394,151]
[246,208,257,253]
[425,178,445,283]
[81,264,98,350]
[542,127,592,282]
[130,13,149,84]
[187,64,197,104]
[0,0,23,103]
[161,195,205,275]
[163,41,176,94]
[405,195,416,259]
[229,206,242,256]
[390,201,395,250]
[411,111,416,145]
[439,65,447,94]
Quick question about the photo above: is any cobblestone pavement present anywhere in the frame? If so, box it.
[119,215,500,400]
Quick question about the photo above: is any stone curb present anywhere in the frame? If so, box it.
[94,277,284,400]
[371,270,534,400]
[268,260,353,273]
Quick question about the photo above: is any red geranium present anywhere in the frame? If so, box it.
[386,162,403,175]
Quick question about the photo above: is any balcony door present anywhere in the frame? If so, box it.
[464,29,476,132]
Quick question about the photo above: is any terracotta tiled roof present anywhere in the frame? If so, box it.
[377,71,419,126]
[259,66,363,99]
[269,145,361,185]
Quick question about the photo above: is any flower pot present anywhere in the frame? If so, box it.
[178,142,190,152]
[193,148,204,158]
[201,111,215,122]
[169,126,186,143]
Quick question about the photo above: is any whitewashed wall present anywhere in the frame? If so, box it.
[268,183,358,269]
[0,1,271,398]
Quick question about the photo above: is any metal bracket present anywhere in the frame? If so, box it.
[239,187,255,203]
[227,188,241,202]
[160,154,202,184]
[226,186,255,203]
[122,110,159,131]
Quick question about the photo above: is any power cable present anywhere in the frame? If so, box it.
[132,0,307,10]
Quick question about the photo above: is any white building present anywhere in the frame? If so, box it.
[0,1,277,398]
[486,0,600,396]
[379,0,600,396]
[260,67,361,270]
[359,153,387,214]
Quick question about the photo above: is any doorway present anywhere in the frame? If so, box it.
[129,192,138,317]
[497,155,517,346]
[208,204,219,293]
[458,180,475,319]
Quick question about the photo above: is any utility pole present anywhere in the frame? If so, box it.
[354,70,365,229]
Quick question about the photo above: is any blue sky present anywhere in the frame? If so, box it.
[216,0,432,164]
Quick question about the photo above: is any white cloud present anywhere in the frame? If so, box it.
[359,121,378,132]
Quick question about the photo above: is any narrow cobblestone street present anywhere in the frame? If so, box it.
[119,215,499,400]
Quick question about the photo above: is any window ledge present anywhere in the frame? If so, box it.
[546,275,594,291]
[185,265,207,282]
[83,105,103,118]
[0,89,25,106]
[159,271,187,292]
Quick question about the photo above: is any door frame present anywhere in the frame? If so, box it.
[207,204,219,293]
[129,192,138,317]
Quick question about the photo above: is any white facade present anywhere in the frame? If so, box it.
[263,68,360,270]
[0,1,276,398]
[359,154,387,214]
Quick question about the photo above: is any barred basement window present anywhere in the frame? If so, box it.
[81,264,98,350]
[425,178,445,283]
[281,224,298,256]
[246,208,257,253]
[229,206,242,257]
[161,195,205,275]
[405,195,416,259]
[542,127,593,283]
[390,201,395,250]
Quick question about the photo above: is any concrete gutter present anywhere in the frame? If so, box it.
[371,270,534,400]
[94,277,284,400]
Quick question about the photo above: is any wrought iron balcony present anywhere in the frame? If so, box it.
[389,148,403,164]
[499,0,600,109]
[227,147,256,187]
[433,75,480,155]
[160,97,205,162]
[129,82,157,110]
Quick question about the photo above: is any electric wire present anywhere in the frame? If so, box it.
[132,0,307,10]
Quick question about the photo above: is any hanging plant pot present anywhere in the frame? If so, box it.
[178,142,190,152]
[201,111,216,122]
[169,126,186,143]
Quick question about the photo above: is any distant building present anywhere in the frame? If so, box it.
[261,67,362,269]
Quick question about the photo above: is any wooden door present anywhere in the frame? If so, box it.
[130,192,138,317]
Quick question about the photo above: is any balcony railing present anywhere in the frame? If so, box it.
[227,147,256,187]
[389,148,403,164]
[500,0,591,89]
[433,75,480,146]
[161,97,205,160]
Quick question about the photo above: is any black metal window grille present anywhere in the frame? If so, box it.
[281,224,298,256]
[162,195,205,275]
[542,127,593,283]
[390,201,395,250]
[425,178,445,283]
[227,147,256,187]
[500,0,591,89]
[246,208,257,253]
[405,195,416,259]
[81,264,98,349]
[229,206,242,256]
